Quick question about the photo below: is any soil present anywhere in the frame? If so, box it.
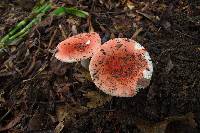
[0,0,200,133]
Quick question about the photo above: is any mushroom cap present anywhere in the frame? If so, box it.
[89,38,153,97]
[55,32,101,63]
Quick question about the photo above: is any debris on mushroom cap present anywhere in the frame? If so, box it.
[89,38,153,97]
[55,32,101,63]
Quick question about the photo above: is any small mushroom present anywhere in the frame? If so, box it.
[89,38,153,97]
[55,32,101,68]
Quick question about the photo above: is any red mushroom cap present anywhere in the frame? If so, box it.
[55,32,101,62]
[89,38,153,97]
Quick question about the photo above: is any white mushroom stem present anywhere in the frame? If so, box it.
[80,40,91,69]
[81,59,90,70]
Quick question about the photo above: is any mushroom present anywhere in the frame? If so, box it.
[55,32,101,68]
[89,38,153,97]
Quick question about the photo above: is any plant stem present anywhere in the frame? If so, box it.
[0,3,52,45]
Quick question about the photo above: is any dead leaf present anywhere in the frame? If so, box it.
[50,58,70,76]
[136,119,168,133]
[54,106,69,133]
[73,66,92,82]
[135,112,197,133]
[127,0,135,10]
[55,104,88,133]
[136,10,160,23]
[73,73,86,83]
[112,15,132,31]
[54,122,64,133]
[55,106,68,133]
[56,106,68,122]
[57,84,70,93]
[0,114,23,132]
[27,113,45,131]
[83,91,112,109]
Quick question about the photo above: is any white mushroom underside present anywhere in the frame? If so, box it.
[55,54,77,63]
[134,41,153,80]
[143,51,153,79]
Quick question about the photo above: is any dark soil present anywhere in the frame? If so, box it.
[0,0,200,133]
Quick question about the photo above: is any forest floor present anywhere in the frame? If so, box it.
[0,0,200,132]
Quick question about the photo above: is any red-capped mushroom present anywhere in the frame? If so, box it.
[55,32,101,63]
[89,38,153,97]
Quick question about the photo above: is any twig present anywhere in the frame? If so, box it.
[136,10,160,22]
[0,108,12,123]
[131,27,143,39]
[24,54,36,77]
[48,29,58,49]
[88,15,94,32]
[59,24,67,39]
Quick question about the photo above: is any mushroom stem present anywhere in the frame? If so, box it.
[81,59,90,70]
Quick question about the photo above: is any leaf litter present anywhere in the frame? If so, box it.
[0,0,200,132]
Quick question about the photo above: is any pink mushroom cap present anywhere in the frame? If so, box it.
[89,38,153,97]
[55,32,101,63]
